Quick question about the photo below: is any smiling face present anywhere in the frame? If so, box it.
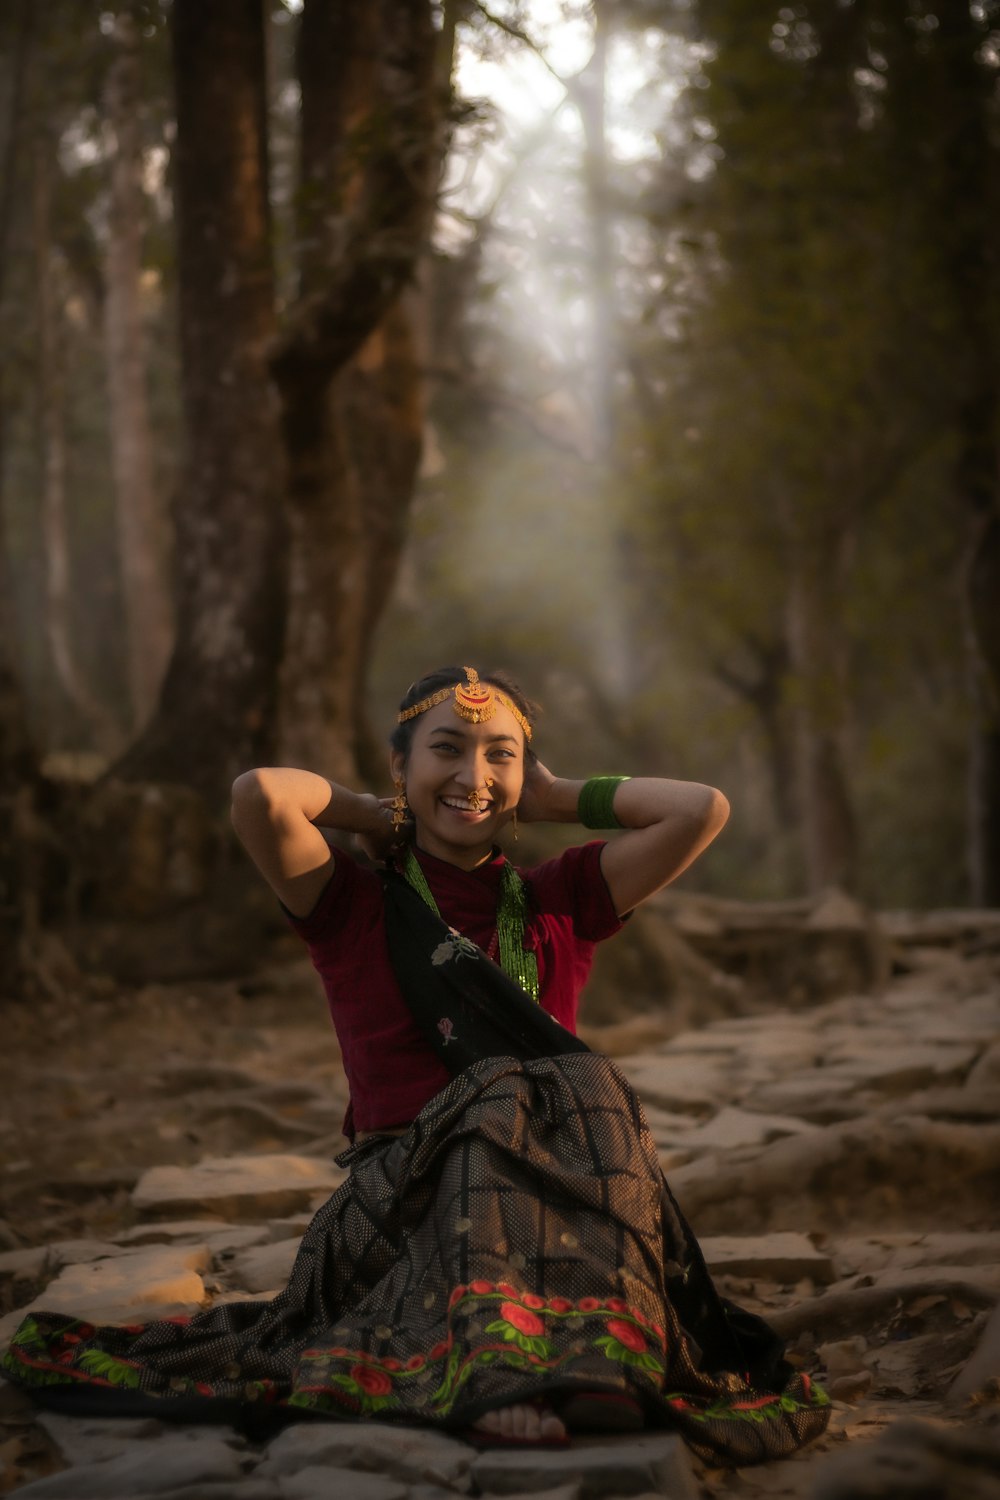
[390,701,527,869]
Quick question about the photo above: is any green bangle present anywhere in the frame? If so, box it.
[578,776,630,829]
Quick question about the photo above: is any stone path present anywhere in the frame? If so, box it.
[1,938,999,1498]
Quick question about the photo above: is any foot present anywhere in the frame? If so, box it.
[473,1402,567,1443]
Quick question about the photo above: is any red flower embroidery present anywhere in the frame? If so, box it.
[351,1364,392,1396]
[607,1319,647,1353]
[522,1293,545,1310]
[500,1302,545,1337]
[430,1340,450,1359]
[406,1355,425,1371]
[669,1396,691,1410]
[448,1285,467,1309]
[548,1297,573,1313]
[606,1298,627,1313]
[382,1358,401,1371]
[469,1280,493,1295]
[497,1282,520,1299]
[577,1297,600,1312]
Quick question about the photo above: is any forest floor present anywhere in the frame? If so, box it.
[0,922,999,1499]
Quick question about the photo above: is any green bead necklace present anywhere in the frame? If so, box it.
[402,847,540,1003]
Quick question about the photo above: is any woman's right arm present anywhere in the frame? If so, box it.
[230,768,388,918]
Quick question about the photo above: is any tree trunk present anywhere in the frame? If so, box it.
[112,0,285,803]
[33,131,118,749]
[785,524,859,893]
[712,641,798,830]
[576,4,615,459]
[103,10,173,733]
[273,0,438,781]
[0,0,37,790]
[348,292,425,782]
[931,7,1000,904]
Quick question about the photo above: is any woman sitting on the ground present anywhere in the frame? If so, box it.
[2,665,829,1463]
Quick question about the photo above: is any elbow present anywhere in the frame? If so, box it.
[710,786,731,829]
[231,768,273,828]
[701,785,730,838]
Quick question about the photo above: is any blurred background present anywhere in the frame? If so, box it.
[1,0,999,995]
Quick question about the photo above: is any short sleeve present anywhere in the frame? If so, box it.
[281,846,371,945]
[523,840,623,944]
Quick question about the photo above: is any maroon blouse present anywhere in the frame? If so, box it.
[285,841,623,1138]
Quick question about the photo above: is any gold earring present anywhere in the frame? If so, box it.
[512,809,519,841]
[391,776,409,831]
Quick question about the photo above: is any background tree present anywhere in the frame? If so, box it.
[273,0,442,784]
[1,0,996,997]
[102,7,173,733]
[112,0,285,801]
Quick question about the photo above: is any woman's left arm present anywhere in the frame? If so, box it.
[518,765,729,917]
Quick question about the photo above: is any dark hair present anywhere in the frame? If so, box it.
[390,665,538,762]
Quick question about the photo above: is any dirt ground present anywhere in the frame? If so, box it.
[1,925,999,1498]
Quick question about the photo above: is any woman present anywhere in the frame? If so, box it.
[3,666,829,1464]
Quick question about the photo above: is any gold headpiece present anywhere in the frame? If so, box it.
[398,667,532,741]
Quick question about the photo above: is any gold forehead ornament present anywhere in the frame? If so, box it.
[398,667,532,741]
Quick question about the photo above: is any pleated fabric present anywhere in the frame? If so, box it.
[3,1053,828,1465]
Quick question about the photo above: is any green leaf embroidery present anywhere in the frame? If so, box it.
[77,1350,141,1389]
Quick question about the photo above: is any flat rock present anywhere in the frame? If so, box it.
[226,1237,301,1293]
[277,1468,407,1500]
[700,1232,836,1283]
[821,1043,979,1092]
[469,1431,697,1499]
[132,1154,345,1220]
[615,1055,728,1113]
[9,1242,210,1327]
[636,1103,699,1145]
[674,1022,820,1072]
[739,1072,869,1123]
[677,1106,816,1154]
[266,1213,315,1241]
[0,1239,127,1283]
[116,1220,272,1256]
[35,1413,246,1468]
[260,1421,476,1488]
[10,1435,246,1498]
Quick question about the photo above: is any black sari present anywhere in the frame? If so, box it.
[1,875,829,1466]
